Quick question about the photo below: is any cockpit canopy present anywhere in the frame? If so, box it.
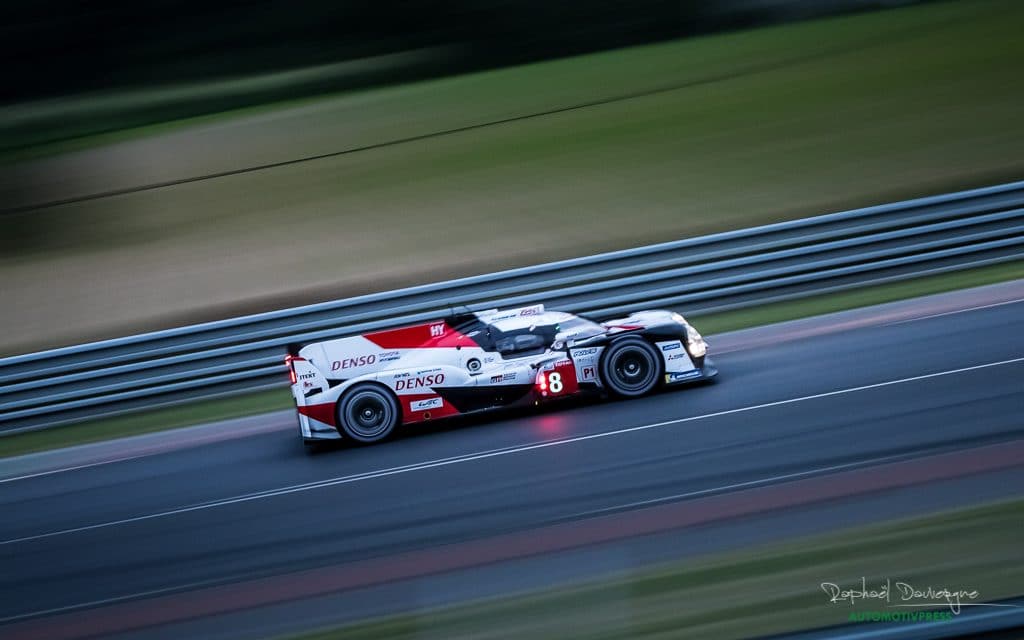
[457,306,606,358]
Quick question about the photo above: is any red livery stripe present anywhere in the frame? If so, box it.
[364,321,477,350]
[297,403,336,427]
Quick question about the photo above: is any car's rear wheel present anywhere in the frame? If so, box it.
[599,338,661,397]
[337,384,400,443]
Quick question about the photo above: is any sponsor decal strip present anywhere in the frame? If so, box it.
[667,370,702,382]
[410,397,443,412]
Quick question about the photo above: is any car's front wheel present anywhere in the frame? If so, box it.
[599,337,661,397]
[337,384,400,443]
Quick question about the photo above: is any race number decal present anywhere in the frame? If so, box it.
[540,359,578,397]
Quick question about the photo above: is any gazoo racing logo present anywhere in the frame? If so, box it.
[331,354,376,371]
[395,373,445,391]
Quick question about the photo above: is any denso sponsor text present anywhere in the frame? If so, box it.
[331,354,376,370]
[395,373,445,390]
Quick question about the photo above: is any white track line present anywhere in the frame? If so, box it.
[3,355,1023,547]
[0,574,245,625]
[0,455,151,485]
[0,450,918,626]
[888,297,1024,325]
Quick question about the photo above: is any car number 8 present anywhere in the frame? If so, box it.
[549,372,563,393]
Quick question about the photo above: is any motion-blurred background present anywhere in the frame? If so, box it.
[2,3,1024,640]
[2,1,917,128]
[3,0,1021,356]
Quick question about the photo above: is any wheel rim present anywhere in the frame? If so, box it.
[612,348,656,392]
[345,392,393,439]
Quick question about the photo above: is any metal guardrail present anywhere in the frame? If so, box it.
[2,181,1023,434]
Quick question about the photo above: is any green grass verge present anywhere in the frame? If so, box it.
[285,498,1024,640]
[2,260,1020,459]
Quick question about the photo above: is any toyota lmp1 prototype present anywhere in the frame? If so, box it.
[287,304,716,447]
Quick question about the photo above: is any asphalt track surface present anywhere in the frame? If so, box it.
[1,282,1023,640]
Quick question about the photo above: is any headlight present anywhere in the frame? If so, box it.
[671,312,686,325]
[686,324,707,358]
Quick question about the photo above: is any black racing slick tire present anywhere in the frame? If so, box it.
[599,337,662,398]
[337,384,400,443]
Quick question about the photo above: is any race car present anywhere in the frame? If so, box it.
[286,304,716,447]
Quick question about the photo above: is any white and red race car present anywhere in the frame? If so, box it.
[287,304,716,447]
